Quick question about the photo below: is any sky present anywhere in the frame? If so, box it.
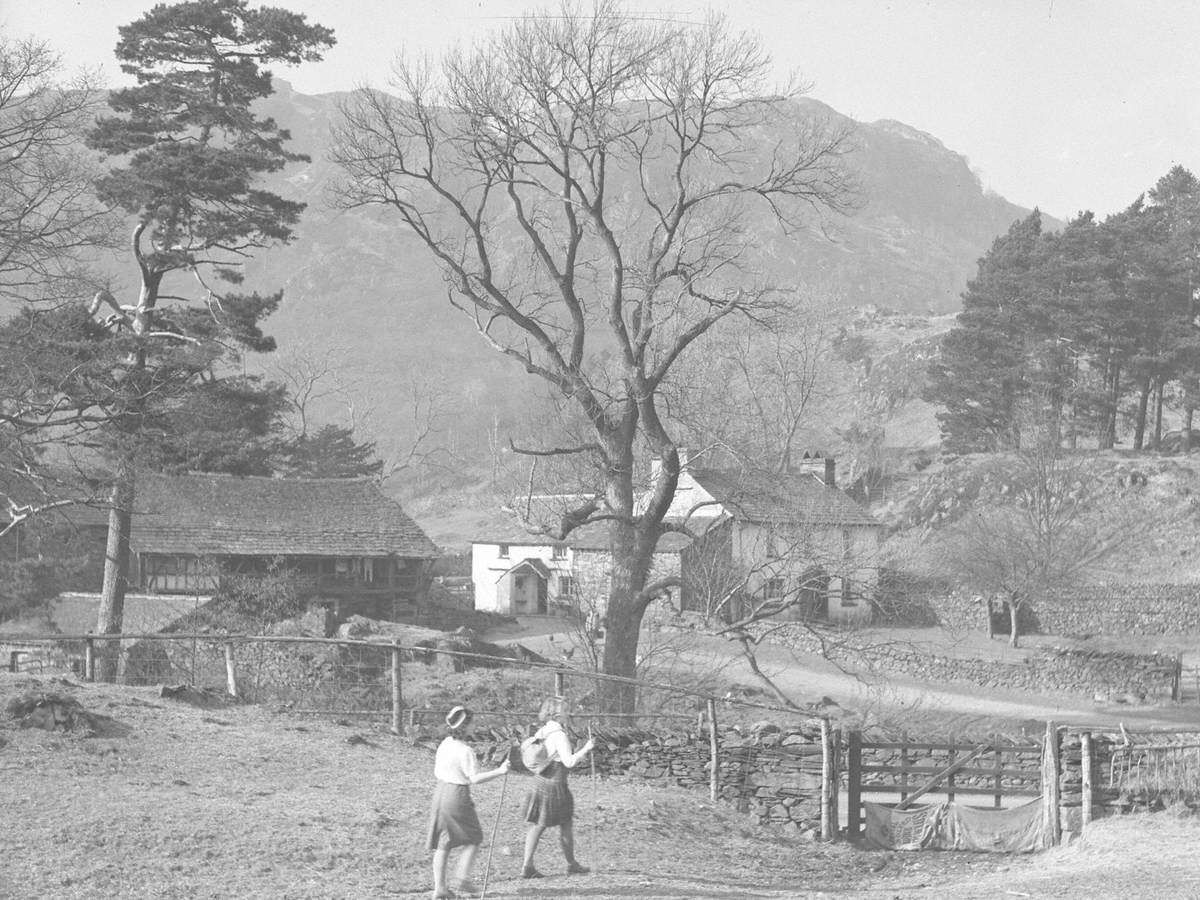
[2,0,1196,221]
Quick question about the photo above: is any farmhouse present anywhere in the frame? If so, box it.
[663,451,882,626]
[471,451,880,625]
[470,498,686,618]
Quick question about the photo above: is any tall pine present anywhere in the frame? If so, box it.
[927,211,1044,452]
[83,0,333,678]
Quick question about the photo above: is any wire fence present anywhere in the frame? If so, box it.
[0,631,812,731]
[7,632,1200,839]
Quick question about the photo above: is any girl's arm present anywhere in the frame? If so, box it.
[468,756,510,784]
[548,730,595,769]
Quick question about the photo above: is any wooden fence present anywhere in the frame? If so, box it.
[844,731,1044,838]
[10,632,1200,847]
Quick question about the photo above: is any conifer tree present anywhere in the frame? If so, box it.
[926,211,1044,452]
[82,0,333,678]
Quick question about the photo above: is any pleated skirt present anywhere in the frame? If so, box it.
[427,782,483,850]
[523,763,574,827]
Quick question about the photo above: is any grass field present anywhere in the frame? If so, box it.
[3,672,1199,899]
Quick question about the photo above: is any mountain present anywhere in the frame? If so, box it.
[50,83,1052,514]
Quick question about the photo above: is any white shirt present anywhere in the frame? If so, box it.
[536,720,589,769]
[433,735,479,785]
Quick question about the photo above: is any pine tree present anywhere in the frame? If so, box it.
[82,0,333,678]
[926,211,1044,452]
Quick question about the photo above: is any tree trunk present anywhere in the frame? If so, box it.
[1185,406,1195,453]
[1133,376,1151,451]
[95,467,135,682]
[1152,377,1164,451]
[1100,358,1119,450]
[599,519,652,714]
[1007,599,1020,649]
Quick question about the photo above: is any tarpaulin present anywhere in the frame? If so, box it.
[865,798,1048,852]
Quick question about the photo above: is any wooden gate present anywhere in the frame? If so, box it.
[844,731,1043,838]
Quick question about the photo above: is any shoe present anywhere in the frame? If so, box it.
[452,879,479,895]
[432,891,455,900]
[566,862,591,875]
[521,866,544,879]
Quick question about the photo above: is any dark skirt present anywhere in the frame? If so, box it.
[427,782,483,850]
[523,761,574,827]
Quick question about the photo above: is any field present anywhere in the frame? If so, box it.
[3,672,1199,899]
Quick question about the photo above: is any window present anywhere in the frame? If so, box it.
[558,575,577,598]
[765,525,781,559]
[764,577,786,601]
[841,577,856,607]
[498,544,510,559]
[551,544,567,560]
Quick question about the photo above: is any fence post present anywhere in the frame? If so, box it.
[391,641,404,736]
[554,669,566,698]
[820,718,835,841]
[706,698,719,802]
[84,637,95,682]
[224,641,238,699]
[1080,732,1093,831]
[1042,721,1061,847]
[847,730,862,839]
[8,651,18,673]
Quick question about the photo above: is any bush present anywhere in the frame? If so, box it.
[0,555,89,623]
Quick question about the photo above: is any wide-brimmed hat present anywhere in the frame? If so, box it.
[445,705,472,730]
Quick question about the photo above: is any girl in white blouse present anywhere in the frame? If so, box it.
[427,705,508,899]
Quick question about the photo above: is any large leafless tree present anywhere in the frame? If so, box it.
[331,2,854,708]
[0,36,115,303]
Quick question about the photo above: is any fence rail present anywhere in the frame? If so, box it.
[6,632,1200,846]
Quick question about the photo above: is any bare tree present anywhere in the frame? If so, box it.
[331,2,855,709]
[939,445,1157,647]
[0,37,116,302]
[666,295,843,473]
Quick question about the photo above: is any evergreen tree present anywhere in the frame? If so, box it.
[277,424,384,479]
[81,0,333,677]
[927,211,1044,452]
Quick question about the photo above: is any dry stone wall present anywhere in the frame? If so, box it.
[464,722,829,832]
[761,627,1179,700]
[907,583,1200,637]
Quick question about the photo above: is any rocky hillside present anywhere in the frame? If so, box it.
[56,82,1052,521]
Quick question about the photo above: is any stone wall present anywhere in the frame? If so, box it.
[1033,584,1200,636]
[1057,729,1200,835]
[467,721,829,833]
[763,627,1179,701]
[898,582,1200,638]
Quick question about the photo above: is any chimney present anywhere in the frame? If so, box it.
[794,451,835,486]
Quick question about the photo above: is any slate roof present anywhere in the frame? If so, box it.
[471,511,691,554]
[128,472,438,558]
[686,467,879,527]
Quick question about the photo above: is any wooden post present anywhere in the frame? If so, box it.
[820,718,834,841]
[84,637,95,682]
[1080,732,1094,830]
[847,730,862,839]
[706,698,719,802]
[8,651,19,673]
[554,669,566,698]
[391,641,404,735]
[900,731,909,803]
[1042,721,1061,847]
[993,746,1004,809]
[831,727,841,836]
[224,641,238,699]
